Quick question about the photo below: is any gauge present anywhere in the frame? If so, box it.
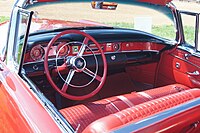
[113,43,120,52]
[72,46,79,54]
[30,45,44,61]
[106,43,112,51]
[57,43,70,57]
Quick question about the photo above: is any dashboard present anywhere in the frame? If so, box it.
[23,28,173,76]
[24,41,166,63]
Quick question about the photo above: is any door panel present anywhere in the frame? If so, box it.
[0,61,61,132]
[156,48,200,88]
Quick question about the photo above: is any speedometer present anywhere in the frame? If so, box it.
[30,45,44,61]
[56,42,70,57]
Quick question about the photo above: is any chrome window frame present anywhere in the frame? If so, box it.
[178,11,200,52]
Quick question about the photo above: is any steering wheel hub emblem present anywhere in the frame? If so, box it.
[75,58,85,69]
[70,56,86,72]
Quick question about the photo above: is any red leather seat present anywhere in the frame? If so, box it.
[83,89,200,133]
[60,84,189,132]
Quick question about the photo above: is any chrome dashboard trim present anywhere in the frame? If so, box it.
[121,50,159,53]
[24,50,160,65]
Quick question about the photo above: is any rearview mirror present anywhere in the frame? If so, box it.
[91,1,118,10]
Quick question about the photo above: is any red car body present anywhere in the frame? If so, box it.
[0,0,200,132]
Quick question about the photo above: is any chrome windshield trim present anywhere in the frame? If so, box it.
[168,2,182,44]
[112,97,200,133]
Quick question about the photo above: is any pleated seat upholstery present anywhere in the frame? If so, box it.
[60,84,189,132]
[83,89,200,133]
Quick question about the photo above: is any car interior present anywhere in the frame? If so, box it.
[22,28,200,132]
[16,1,200,132]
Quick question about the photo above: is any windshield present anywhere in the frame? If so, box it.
[27,1,175,40]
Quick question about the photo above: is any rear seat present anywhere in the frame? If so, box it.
[83,89,200,133]
[60,84,189,132]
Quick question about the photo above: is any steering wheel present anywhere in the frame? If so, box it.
[44,30,107,100]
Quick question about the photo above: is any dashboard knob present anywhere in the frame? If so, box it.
[111,55,116,61]
[33,65,39,70]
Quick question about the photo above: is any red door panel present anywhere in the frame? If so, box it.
[0,61,61,132]
[156,48,200,88]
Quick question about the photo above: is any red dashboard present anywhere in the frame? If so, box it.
[24,41,165,63]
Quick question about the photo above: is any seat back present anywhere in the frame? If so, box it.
[60,84,189,132]
[83,89,200,133]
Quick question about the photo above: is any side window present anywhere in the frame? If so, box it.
[13,11,29,64]
[180,11,199,51]
[0,22,9,61]
[12,9,33,74]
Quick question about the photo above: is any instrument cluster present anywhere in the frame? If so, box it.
[26,41,121,63]
[27,42,70,62]
[25,41,165,64]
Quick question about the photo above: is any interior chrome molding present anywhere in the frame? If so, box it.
[170,54,200,69]
[178,45,200,58]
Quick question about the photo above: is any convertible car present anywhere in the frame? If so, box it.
[0,0,200,132]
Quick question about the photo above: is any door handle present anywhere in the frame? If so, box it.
[187,70,200,76]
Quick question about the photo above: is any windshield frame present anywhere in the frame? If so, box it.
[25,1,176,39]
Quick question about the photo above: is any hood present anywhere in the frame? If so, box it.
[30,19,109,33]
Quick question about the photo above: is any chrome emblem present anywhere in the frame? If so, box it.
[77,60,84,67]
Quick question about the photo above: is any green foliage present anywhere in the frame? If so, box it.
[105,22,176,40]
[0,18,194,44]
[183,25,195,45]
[152,25,176,40]
[0,16,9,23]
[105,22,194,43]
